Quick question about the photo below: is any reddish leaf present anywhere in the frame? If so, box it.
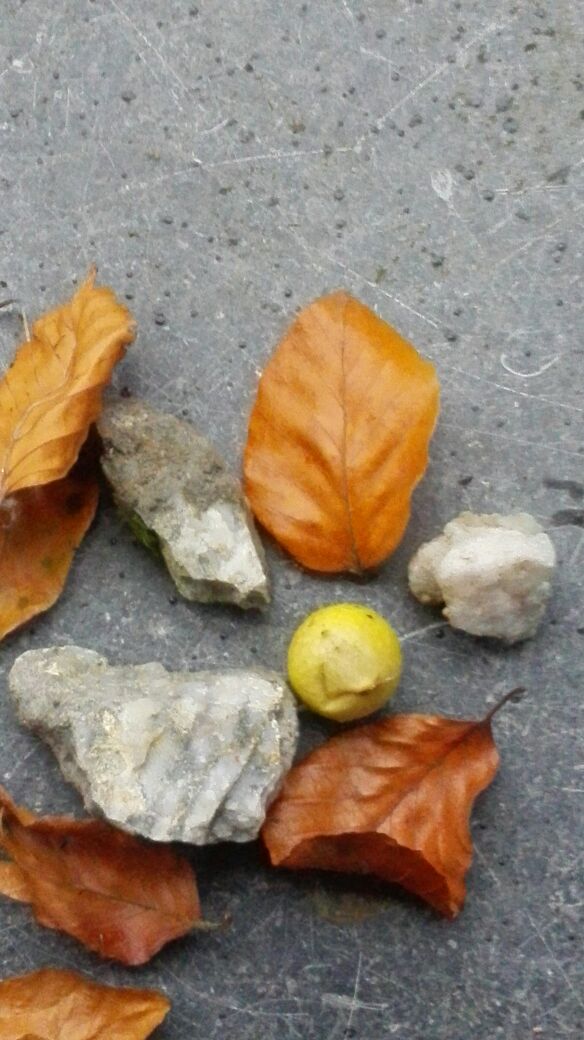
[0,789,201,965]
[0,968,169,1039]
[263,693,520,916]
[244,292,439,573]
[0,473,98,641]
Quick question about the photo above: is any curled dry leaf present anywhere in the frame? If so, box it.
[0,270,134,502]
[244,292,439,573]
[0,788,201,965]
[0,968,170,1039]
[263,692,522,917]
[0,471,98,641]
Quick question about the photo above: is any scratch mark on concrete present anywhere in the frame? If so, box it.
[499,354,560,379]
[435,359,584,416]
[320,251,441,330]
[474,844,502,889]
[439,419,583,461]
[495,204,584,267]
[64,85,71,133]
[344,951,363,1039]
[359,47,403,73]
[371,19,514,141]
[525,910,584,1009]
[109,0,190,111]
[431,168,455,204]
[197,117,231,137]
[323,993,389,1012]
[340,0,356,23]
[100,138,118,173]
[193,146,353,169]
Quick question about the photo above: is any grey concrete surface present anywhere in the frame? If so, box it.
[0,1,583,1037]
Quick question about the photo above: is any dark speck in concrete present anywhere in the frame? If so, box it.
[455,163,475,181]
[543,478,584,500]
[547,165,571,184]
[495,94,514,112]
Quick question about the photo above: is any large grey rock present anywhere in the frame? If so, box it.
[408,512,556,644]
[9,646,298,844]
[98,399,269,609]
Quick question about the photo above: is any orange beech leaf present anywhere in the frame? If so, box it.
[0,789,201,965]
[0,472,98,641]
[0,270,134,502]
[244,292,439,573]
[263,690,523,917]
[0,968,169,1039]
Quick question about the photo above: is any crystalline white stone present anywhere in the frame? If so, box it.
[98,399,269,609]
[408,512,556,643]
[9,646,298,844]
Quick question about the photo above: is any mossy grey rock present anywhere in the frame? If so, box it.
[9,646,298,844]
[98,398,269,609]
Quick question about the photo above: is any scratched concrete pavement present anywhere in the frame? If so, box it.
[1,1,583,1037]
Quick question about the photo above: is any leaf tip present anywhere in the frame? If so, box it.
[85,264,98,289]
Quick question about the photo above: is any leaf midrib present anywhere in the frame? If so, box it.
[337,297,360,573]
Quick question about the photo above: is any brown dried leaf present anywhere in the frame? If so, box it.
[263,694,519,916]
[0,472,98,641]
[0,789,201,965]
[244,292,439,572]
[0,271,134,502]
[0,968,169,1039]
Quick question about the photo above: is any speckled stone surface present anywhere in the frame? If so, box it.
[9,646,298,844]
[0,2,582,1038]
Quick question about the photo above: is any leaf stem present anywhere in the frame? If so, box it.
[484,686,526,723]
[191,911,232,933]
